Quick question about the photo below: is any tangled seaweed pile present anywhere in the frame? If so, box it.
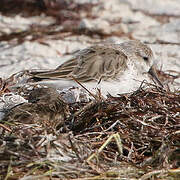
[0,82,179,179]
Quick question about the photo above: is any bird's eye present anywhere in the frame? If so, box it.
[143,56,148,61]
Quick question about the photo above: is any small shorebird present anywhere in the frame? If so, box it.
[3,88,69,129]
[29,40,163,97]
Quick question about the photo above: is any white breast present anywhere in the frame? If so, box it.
[83,68,150,97]
[29,68,151,98]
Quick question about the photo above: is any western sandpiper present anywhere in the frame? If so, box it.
[29,40,163,97]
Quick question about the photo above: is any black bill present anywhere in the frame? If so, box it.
[148,65,163,87]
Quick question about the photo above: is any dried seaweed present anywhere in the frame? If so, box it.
[0,83,179,179]
[0,0,97,45]
[0,0,95,19]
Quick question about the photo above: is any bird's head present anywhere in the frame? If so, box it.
[121,40,163,87]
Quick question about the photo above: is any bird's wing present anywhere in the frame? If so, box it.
[31,45,128,82]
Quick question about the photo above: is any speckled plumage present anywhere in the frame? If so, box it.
[30,40,162,97]
[3,88,69,130]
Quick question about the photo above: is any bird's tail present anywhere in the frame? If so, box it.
[29,69,71,81]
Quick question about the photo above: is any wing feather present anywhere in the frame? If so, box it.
[31,45,128,82]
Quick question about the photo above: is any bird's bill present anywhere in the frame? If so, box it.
[148,65,163,87]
